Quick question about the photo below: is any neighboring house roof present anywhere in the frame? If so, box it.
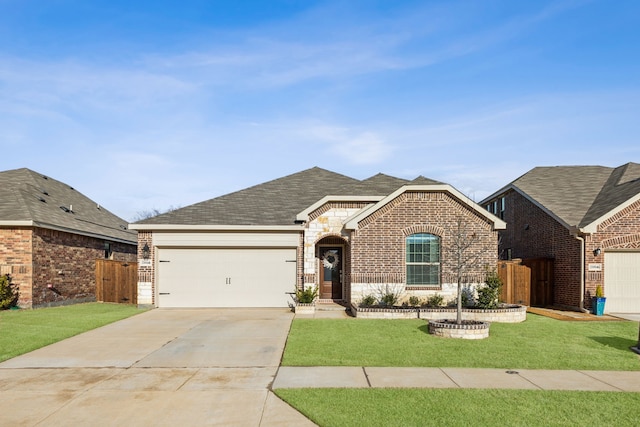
[482,162,640,232]
[132,167,504,231]
[0,168,136,244]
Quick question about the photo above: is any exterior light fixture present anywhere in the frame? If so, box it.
[142,243,151,260]
[593,248,601,256]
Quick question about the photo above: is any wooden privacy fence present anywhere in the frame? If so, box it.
[498,259,531,306]
[96,259,138,304]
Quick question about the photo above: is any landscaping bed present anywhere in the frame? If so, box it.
[352,304,526,323]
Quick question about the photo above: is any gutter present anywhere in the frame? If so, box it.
[573,233,590,314]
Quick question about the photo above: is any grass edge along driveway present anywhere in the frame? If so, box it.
[0,302,146,363]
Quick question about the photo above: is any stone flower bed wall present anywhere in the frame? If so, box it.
[428,320,490,339]
[352,304,526,323]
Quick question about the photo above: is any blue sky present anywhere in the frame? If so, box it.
[2,0,639,221]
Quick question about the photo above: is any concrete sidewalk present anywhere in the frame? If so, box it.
[274,366,640,392]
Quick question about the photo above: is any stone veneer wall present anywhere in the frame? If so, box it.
[136,231,154,306]
[303,203,367,290]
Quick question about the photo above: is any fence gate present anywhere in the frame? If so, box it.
[96,259,138,304]
[498,260,531,306]
[523,258,554,307]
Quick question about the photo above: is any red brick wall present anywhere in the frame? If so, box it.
[498,190,582,308]
[0,227,137,308]
[350,192,498,285]
[0,228,34,307]
[587,198,640,299]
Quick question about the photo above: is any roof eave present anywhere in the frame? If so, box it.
[581,192,640,234]
[295,195,385,222]
[1,220,137,245]
[0,220,35,227]
[129,224,304,232]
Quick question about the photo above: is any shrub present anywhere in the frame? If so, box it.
[374,284,403,307]
[476,270,503,309]
[423,294,444,307]
[295,285,318,304]
[408,296,421,307]
[360,294,377,306]
[0,274,19,310]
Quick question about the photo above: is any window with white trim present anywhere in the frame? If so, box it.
[406,233,440,286]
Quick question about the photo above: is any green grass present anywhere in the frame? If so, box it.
[275,388,640,427]
[282,314,640,370]
[0,303,146,362]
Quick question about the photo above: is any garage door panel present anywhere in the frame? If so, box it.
[604,252,640,313]
[157,248,296,308]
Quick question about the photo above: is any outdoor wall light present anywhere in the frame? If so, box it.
[142,243,151,260]
[593,248,601,256]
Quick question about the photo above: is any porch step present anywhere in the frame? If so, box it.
[316,300,350,312]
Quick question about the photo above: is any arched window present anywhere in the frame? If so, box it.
[406,233,440,286]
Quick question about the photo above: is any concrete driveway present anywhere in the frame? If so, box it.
[0,308,315,427]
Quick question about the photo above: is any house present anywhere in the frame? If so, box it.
[130,167,505,308]
[481,162,640,314]
[0,168,137,308]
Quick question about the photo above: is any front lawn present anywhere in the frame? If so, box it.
[282,314,640,370]
[0,303,146,363]
[275,388,640,427]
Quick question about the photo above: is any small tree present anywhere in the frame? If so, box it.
[0,274,19,309]
[446,217,483,324]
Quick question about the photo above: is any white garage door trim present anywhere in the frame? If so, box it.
[604,251,640,313]
[157,247,297,308]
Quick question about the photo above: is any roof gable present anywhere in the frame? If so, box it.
[0,168,136,244]
[483,163,640,232]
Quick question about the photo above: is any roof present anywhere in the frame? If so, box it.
[133,167,455,228]
[482,162,640,231]
[0,168,137,244]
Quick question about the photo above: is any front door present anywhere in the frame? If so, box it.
[320,247,342,299]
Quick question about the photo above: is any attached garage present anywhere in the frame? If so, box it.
[604,251,640,313]
[132,229,302,308]
[156,248,296,308]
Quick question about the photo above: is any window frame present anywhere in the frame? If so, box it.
[405,233,441,289]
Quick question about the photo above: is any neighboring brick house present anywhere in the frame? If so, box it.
[130,167,505,308]
[482,162,640,314]
[0,168,137,308]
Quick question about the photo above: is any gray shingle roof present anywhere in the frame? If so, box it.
[0,168,136,244]
[507,163,640,228]
[136,167,444,226]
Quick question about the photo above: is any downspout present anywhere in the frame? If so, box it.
[574,234,590,313]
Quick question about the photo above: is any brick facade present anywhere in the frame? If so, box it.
[495,190,640,309]
[0,226,136,308]
[302,191,499,304]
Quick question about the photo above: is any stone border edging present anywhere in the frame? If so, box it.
[352,304,526,323]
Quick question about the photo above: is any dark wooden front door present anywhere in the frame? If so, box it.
[320,247,342,299]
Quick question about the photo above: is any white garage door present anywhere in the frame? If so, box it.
[156,248,297,308]
[604,251,640,313]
